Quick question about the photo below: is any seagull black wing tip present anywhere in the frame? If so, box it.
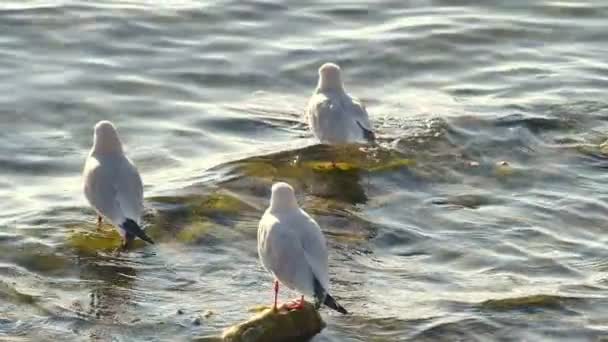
[122,218,155,245]
[356,121,376,143]
[313,276,348,315]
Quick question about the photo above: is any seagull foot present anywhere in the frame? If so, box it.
[284,296,305,311]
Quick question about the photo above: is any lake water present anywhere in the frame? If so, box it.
[1,0,608,341]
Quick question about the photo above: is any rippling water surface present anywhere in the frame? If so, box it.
[2,0,608,341]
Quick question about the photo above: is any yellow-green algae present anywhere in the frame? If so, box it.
[224,144,415,182]
[366,158,416,172]
[326,229,371,244]
[175,220,216,243]
[11,245,71,273]
[303,197,354,215]
[0,280,37,305]
[67,191,259,253]
[304,161,359,172]
[432,194,494,209]
[494,162,515,177]
[145,191,260,244]
[599,140,608,154]
[480,294,567,311]
[67,225,133,254]
[209,144,420,205]
[149,191,257,219]
[68,147,408,252]
[222,301,325,342]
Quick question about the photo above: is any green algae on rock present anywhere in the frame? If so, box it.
[67,226,124,254]
[147,191,259,244]
[175,220,216,243]
[149,191,257,219]
[494,161,515,177]
[431,193,497,209]
[222,301,325,342]
[480,294,568,311]
[304,161,360,172]
[599,140,608,154]
[219,144,415,181]
[67,223,152,254]
[0,280,37,305]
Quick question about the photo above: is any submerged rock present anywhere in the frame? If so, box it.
[66,220,159,254]
[150,191,257,219]
[67,225,130,254]
[145,191,259,244]
[430,193,496,209]
[480,294,567,311]
[222,301,325,342]
[600,140,608,154]
[214,144,417,205]
[494,161,514,177]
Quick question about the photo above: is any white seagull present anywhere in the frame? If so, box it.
[82,120,154,248]
[306,62,375,145]
[257,182,347,314]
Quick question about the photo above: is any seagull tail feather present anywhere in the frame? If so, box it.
[121,219,155,245]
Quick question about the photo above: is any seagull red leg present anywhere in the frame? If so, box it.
[97,215,103,229]
[298,295,304,309]
[273,280,279,311]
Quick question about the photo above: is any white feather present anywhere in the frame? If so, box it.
[82,121,143,237]
[257,183,330,298]
[306,63,374,144]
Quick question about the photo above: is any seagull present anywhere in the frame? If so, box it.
[257,182,348,314]
[306,62,375,145]
[82,120,154,248]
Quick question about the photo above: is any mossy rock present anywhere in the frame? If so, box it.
[211,144,419,205]
[0,280,37,305]
[67,225,146,254]
[222,301,325,342]
[193,192,256,217]
[600,140,608,154]
[494,162,515,177]
[150,192,256,219]
[13,249,70,273]
[175,220,216,243]
[431,194,495,209]
[367,158,416,172]
[222,144,415,181]
[67,226,122,253]
[480,294,566,311]
[146,192,258,243]
[304,161,360,172]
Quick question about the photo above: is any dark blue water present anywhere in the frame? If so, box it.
[1,1,608,341]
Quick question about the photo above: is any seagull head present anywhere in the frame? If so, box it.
[269,182,299,211]
[92,120,124,155]
[317,62,344,92]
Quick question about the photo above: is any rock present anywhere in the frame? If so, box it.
[480,294,567,311]
[222,301,325,342]
[495,161,514,177]
[600,140,608,154]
